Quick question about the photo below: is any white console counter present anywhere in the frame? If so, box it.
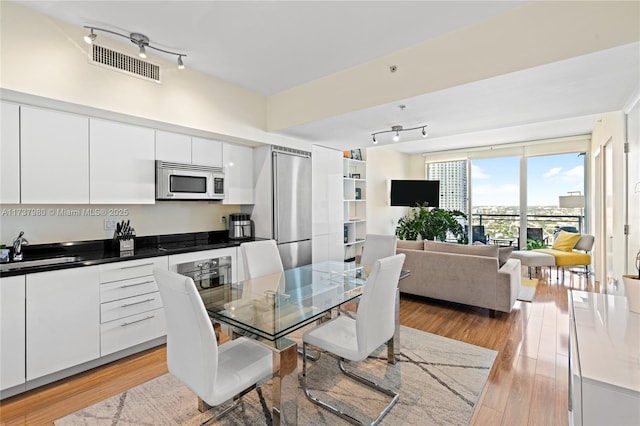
[569,290,640,426]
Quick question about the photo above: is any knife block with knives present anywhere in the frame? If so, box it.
[114,220,135,255]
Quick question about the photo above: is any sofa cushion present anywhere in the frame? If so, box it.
[423,240,499,258]
[397,240,424,250]
[498,246,514,267]
[535,248,591,266]
[552,230,581,251]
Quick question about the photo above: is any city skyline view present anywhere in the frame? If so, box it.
[471,153,585,207]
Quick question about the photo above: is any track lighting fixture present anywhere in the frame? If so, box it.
[83,26,186,69]
[371,124,428,144]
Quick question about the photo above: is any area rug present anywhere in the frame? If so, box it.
[517,277,539,302]
[55,326,496,426]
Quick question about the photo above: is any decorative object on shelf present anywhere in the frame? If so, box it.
[355,188,362,200]
[350,149,362,160]
[622,249,640,313]
[343,150,351,158]
[344,225,349,243]
[396,204,466,242]
[83,26,186,69]
[351,173,361,179]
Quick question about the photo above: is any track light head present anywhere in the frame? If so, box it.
[138,44,147,58]
[422,127,428,138]
[372,134,377,144]
[177,55,185,70]
[84,29,96,44]
[393,132,400,142]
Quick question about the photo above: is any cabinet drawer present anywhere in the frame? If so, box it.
[99,257,168,283]
[100,308,165,356]
[101,292,163,323]
[100,276,158,303]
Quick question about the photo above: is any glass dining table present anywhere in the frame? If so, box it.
[196,260,403,426]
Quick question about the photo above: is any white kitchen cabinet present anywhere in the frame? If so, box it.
[20,106,89,204]
[222,143,254,204]
[155,130,191,164]
[90,119,155,204]
[312,146,344,263]
[98,257,168,356]
[191,137,223,167]
[0,275,25,391]
[26,266,100,381]
[0,101,20,203]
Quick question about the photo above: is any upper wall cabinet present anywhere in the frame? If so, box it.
[191,137,223,168]
[0,101,20,204]
[155,130,191,164]
[90,119,155,204]
[20,106,90,204]
[155,131,223,168]
[222,143,254,205]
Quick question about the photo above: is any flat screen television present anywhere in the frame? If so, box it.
[390,180,440,207]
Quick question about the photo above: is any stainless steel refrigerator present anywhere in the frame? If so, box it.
[271,147,312,269]
[251,145,312,269]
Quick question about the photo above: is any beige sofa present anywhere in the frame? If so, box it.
[396,240,521,316]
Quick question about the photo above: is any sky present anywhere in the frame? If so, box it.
[471,153,585,206]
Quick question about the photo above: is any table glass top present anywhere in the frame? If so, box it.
[200,261,367,341]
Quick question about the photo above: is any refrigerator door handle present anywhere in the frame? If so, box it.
[272,152,279,242]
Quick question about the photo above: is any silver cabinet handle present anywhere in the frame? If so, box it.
[120,280,154,288]
[121,315,155,327]
[120,262,154,270]
[121,298,155,308]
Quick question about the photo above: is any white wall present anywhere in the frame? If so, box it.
[0,203,243,245]
[0,1,300,148]
[591,111,627,283]
[365,147,423,235]
[625,97,640,276]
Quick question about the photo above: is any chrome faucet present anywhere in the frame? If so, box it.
[13,231,28,261]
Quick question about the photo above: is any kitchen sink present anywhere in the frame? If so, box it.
[0,256,83,272]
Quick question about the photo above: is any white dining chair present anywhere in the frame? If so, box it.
[360,234,398,267]
[342,234,397,318]
[153,268,273,423]
[240,239,284,278]
[301,253,405,425]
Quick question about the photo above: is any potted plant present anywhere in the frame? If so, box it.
[622,249,640,313]
[396,203,466,242]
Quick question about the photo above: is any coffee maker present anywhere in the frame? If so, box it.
[228,213,253,240]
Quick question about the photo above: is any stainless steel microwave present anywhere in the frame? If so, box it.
[156,161,224,200]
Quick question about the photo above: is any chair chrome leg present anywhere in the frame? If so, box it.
[198,384,257,425]
[301,342,399,426]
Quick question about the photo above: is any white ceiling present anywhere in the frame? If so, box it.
[13,1,640,154]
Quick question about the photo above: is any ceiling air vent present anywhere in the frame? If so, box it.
[90,44,160,83]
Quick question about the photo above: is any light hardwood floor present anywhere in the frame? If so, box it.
[1,269,596,426]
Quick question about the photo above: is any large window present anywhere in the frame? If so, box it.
[471,157,520,246]
[527,153,585,248]
[425,136,589,246]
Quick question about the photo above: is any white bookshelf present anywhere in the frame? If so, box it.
[343,156,366,261]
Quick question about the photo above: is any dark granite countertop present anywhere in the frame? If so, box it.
[0,231,260,277]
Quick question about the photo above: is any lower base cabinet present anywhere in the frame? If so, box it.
[26,267,100,381]
[101,308,166,356]
[0,276,26,391]
[98,257,168,356]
